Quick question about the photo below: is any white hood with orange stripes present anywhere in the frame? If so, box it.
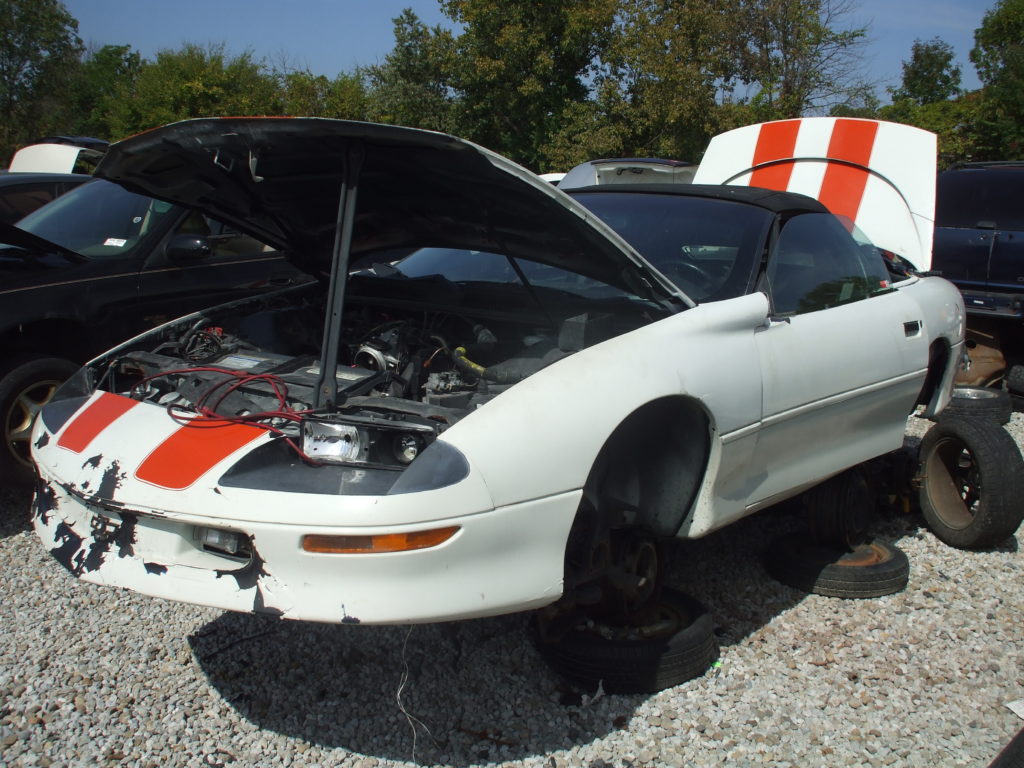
[693,118,937,271]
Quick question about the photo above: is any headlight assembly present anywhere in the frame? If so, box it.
[302,414,435,469]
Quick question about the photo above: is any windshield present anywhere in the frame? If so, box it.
[16,179,181,258]
[570,191,773,302]
[377,247,636,302]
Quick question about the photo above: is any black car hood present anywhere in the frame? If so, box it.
[0,220,84,262]
[95,117,681,302]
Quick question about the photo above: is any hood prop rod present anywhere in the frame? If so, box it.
[314,140,365,411]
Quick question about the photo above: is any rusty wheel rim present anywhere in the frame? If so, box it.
[924,435,982,531]
[831,541,895,568]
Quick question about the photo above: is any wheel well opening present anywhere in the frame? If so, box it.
[916,339,950,409]
[563,397,711,591]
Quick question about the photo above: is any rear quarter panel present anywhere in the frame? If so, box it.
[898,275,966,417]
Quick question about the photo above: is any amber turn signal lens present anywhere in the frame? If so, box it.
[302,526,460,554]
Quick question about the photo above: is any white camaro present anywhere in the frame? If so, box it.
[31,117,964,682]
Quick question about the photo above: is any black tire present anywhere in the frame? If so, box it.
[0,355,79,485]
[1007,364,1024,397]
[764,534,910,598]
[534,588,718,694]
[918,416,1024,549]
[804,466,872,551]
[989,727,1024,768]
[942,386,1012,425]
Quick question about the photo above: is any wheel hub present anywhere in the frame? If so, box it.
[602,532,660,620]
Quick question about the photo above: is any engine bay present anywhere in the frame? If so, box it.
[88,277,657,467]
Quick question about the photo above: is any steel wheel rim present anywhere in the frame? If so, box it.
[832,541,894,568]
[5,377,62,468]
[582,593,691,642]
[953,388,998,402]
[925,435,981,531]
[622,538,659,614]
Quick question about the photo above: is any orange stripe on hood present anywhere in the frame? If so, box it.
[818,119,879,228]
[57,393,138,453]
[749,119,801,190]
[135,422,266,490]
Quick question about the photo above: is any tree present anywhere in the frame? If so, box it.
[890,38,961,105]
[68,44,142,139]
[0,0,82,161]
[559,0,740,164]
[876,38,968,167]
[828,86,880,118]
[880,95,980,168]
[545,0,874,168]
[102,43,279,140]
[327,72,370,120]
[363,9,457,133]
[274,68,368,119]
[738,0,871,120]
[440,0,617,168]
[970,0,1024,157]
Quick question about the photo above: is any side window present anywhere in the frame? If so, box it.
[767,213,883,316]
[937,170,1024,230]
[173,212,275,260]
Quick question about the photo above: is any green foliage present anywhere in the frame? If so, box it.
[0,0,82,161]
[738,0,870,120]
[970,0,1024,158]
[275,69,368,119]
[880,96,980,168]
[68,44,141,138]
[101,43,280,140]
[363,9,457,133]
[579,0,739,162]
[440,0,617,168]
[828,86,881,118]
[890,38,961,105]
[4,0,1020,172]
[541,97,630,170]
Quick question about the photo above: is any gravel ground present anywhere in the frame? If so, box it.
[1,415,1022,768]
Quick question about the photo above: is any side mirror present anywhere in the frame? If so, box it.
[166,233,212,263]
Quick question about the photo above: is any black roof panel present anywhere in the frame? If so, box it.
[568,183,828,215]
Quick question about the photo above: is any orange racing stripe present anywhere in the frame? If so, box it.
[57,393,138,453]
[135,422,266,490]
[818,119,879,229]
[749,119,801,190]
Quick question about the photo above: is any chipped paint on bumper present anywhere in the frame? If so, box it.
[32,467,579,625]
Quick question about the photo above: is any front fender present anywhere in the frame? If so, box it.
[441,293,771,508]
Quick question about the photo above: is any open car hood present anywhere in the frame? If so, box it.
[95,118,680,302]
[694,118,937,271]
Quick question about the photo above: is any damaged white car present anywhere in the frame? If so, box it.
[32,117,969,692]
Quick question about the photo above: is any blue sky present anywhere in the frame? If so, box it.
[64,0,992,96]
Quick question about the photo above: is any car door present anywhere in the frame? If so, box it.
[137,211,308,327]
[979,173,1024,306]
[746,211,928,510]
